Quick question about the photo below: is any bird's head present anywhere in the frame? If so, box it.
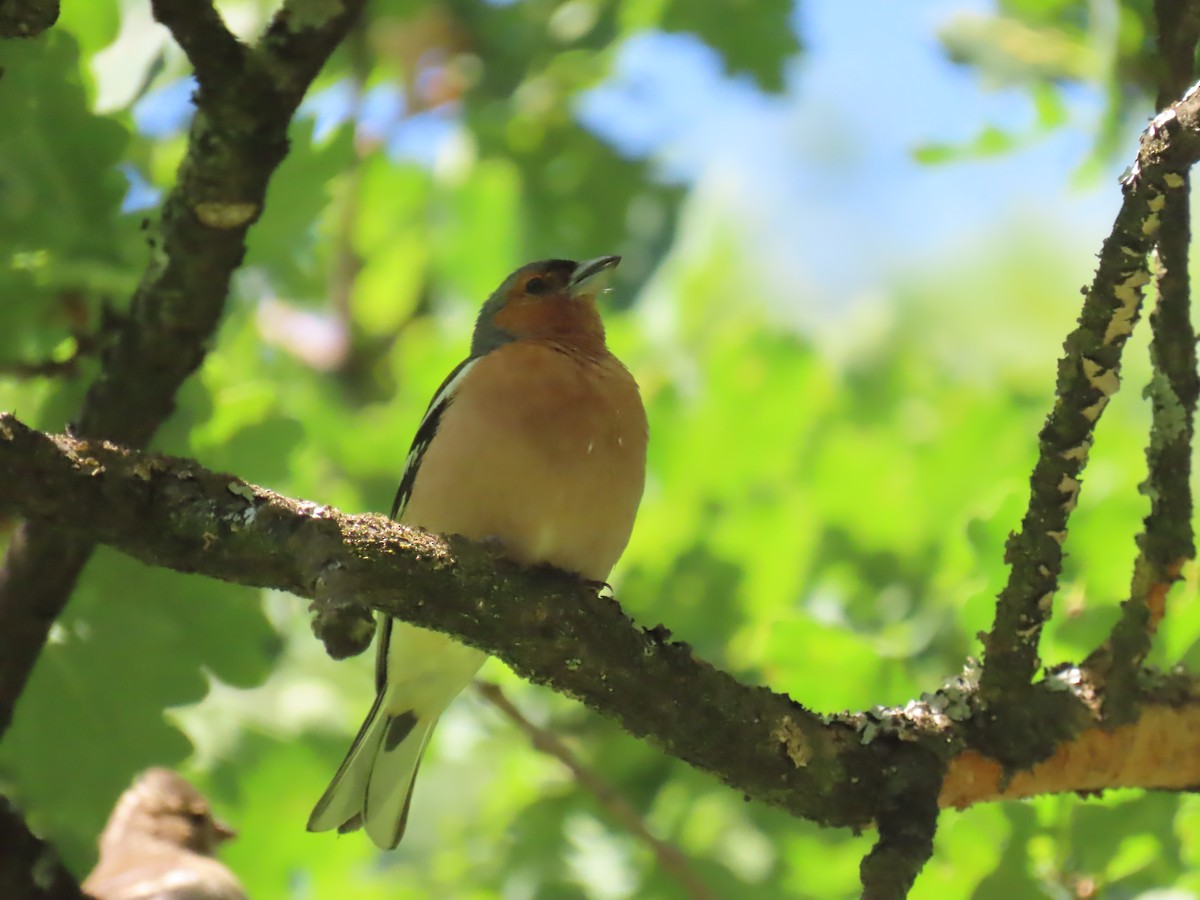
[472,255,620,356]
[99,768,236,857]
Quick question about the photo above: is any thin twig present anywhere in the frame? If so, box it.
[0,333,98,381]
[475,681,718,900]
[0,355,82,380]
[0,294,107,381]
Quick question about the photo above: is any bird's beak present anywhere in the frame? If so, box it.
[569,255,620,299]
[213,817,237,843]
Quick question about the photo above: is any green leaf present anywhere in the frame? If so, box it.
[655,0,800,92]
[0,549,278,870]
[0,32,138,367]
[243,118,356,300]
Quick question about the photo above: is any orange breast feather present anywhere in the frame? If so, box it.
[401,340,647,583]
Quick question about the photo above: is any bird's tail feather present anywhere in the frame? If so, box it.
[307,690,437,849]
[306,690,387,835]
[364,712,437,848]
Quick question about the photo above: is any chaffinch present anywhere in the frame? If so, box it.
[307,255,648,849]
[82,768,245,900]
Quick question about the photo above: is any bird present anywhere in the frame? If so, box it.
[307,255,648,849]
[82,767,246,900]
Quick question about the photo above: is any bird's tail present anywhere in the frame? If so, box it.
[310,619,485,848]
[307,689,438,849]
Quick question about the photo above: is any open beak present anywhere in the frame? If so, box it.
[569,255,620,298]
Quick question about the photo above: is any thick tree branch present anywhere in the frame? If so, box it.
[942,684,1200,808]
[977,80,1200,763]
[5,414,1200,838]
[0,0,58,38]
[0,413,872,829]
[860,752,941,900]
[149,0,247,89]
[0,796,83,900]
[0,0,366,742]
[78,0,365,450]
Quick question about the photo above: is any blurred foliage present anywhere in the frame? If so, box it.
[929,0,1174,167]
[2,1,1199,898]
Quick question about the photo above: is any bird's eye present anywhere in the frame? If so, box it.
[524,276,548,295]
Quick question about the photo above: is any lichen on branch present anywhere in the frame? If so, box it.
[5,412,1200,835]
[977,82,1200,764]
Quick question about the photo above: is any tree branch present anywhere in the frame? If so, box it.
[0,0,58,38]
[0,346,92,380]
[1098,2,1200,723]
[0,796,84,900]
[0,7,365,888]
[977,79,1200,762]
[77,0,365,450]
[476,681,718,900]
[0,0,366,742]
[860,751,941,900]
[941,678,1200,808]
[1153,0,1200,111]
[0,412,870,828]
[149,0,247,89]
[5,414,1200,843]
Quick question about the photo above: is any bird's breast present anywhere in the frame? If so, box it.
[401,340,648,582]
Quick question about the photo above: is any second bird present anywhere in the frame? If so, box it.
[308,255,648,849]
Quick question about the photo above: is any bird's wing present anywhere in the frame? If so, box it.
[389,356,479,520]
[375,355,478,694]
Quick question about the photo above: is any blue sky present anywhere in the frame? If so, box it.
[581,0,1134,304]
[130,1,1138,305]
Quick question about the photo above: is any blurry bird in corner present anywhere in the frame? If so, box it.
[308,255,648,849]
[83,768,245,900]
